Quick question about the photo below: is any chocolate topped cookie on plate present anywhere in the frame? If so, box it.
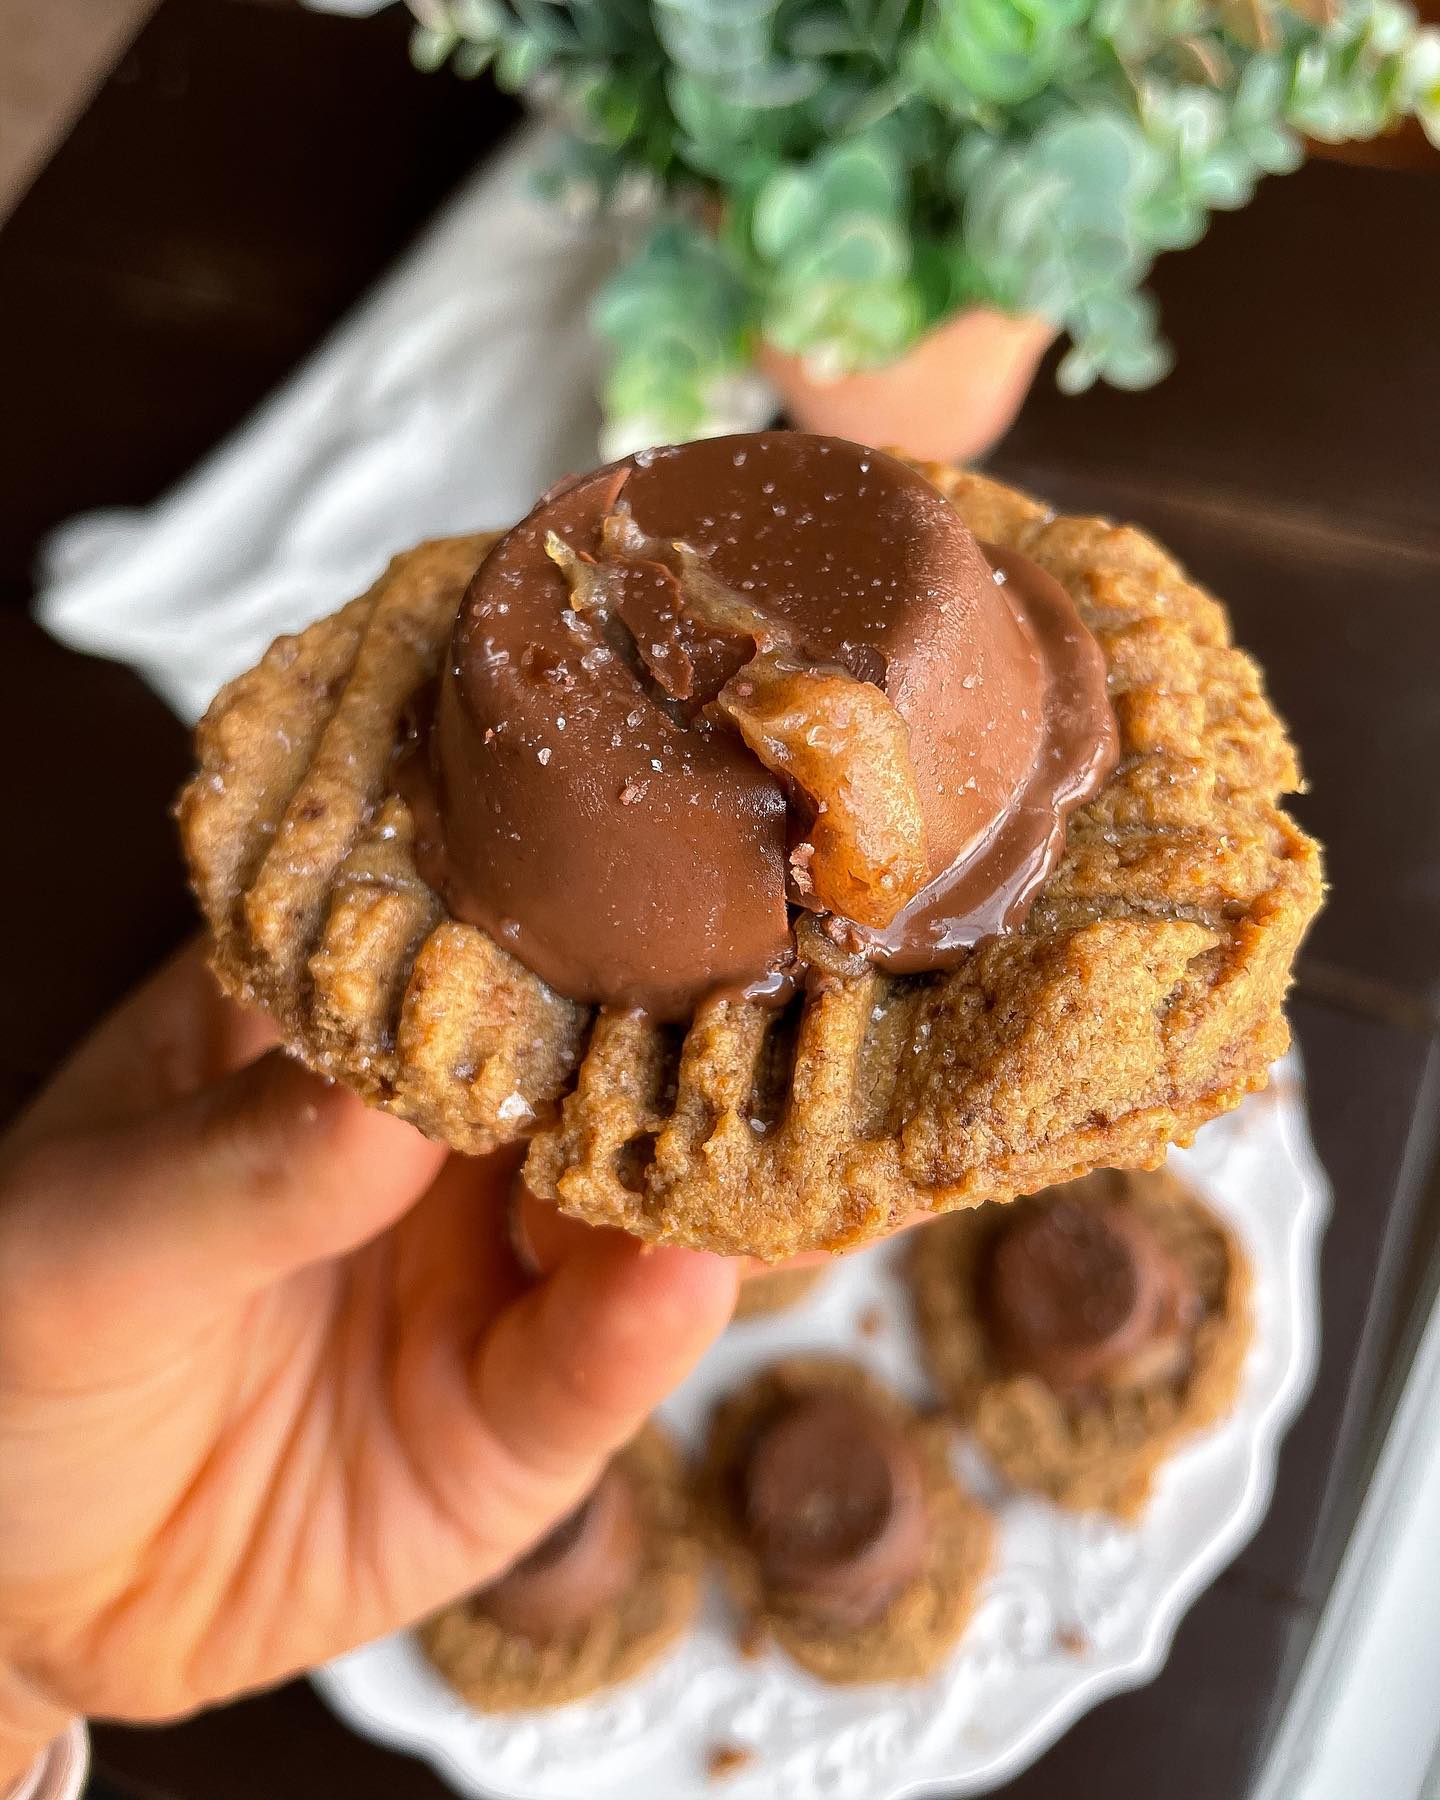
[909,1164,1252,1519]
[698,1356,993,1683]
[420,1426,699,1711]
[180,431,1322,1258]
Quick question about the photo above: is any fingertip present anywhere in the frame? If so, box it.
[511,1175,614,1277]
[211,1048,438,1173]
[473,1233,739,1484]
[618,1239,742,1330]
[540,1232,740,1395]
[514,1185,742,1333]
[324,1069,449,1182]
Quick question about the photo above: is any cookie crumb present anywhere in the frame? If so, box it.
[1055,1625,1090,1656]
[856,1304,885,1339]
[707,1744,753,1781]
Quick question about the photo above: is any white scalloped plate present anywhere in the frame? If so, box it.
[314,1050,1327,1800]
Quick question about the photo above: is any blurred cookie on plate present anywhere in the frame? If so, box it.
[733,1263,830,1321]
[421,1425,698,1710]
[910,1165,1252,1519]
[699,1356,993,1683]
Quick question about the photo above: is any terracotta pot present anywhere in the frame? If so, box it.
[760,307,1055,463]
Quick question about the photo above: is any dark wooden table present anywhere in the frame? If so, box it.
[2,5,1438,1797]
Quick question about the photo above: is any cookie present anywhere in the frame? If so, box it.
[420,1424,699,1711]
[698,1356,993,1683]
[180,451,1322,1258]
[909,1166,1252,1518]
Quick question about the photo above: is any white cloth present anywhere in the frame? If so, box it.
[35,128,616,724]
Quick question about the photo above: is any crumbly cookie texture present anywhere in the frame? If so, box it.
[909,1165,1253,1519]
[732,1263,829,1321]
[698,1356,994,1684]
[180,465,1323,1258]
[419,1425,699,1712]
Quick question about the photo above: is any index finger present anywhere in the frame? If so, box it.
[5,935,278,1151]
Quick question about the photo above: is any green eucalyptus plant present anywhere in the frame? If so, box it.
[409,0,1440,441]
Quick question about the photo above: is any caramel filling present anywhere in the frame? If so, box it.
[546,507,930,929]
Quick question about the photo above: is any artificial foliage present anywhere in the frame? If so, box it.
[409,0,1440,440]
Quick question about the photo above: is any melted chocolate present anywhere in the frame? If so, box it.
[857,546,1119,969]
[401,432,1117,1018]
[741,1391,927,1627]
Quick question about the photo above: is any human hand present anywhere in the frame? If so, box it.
[0,942,739,1783]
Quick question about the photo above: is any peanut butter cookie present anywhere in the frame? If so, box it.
[909,1165,1252,1519]
[697,1356,993,1684]
[180,434,1322,1259]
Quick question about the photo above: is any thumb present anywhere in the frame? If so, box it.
[461,1235,739,1544]
[2,1050,447,1338]
[271,1216,739,1644]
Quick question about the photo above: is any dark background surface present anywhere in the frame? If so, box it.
[1,3,1437,1797]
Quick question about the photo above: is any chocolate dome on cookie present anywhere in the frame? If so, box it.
[985,1193,1196,1394]
[475,1463,640,1644]
[420,1426,700,1711]
[741,1391,928,1627]
[910,1167,1253,1519]
[701,1358,995,1682]
[404,433,1116,1018]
